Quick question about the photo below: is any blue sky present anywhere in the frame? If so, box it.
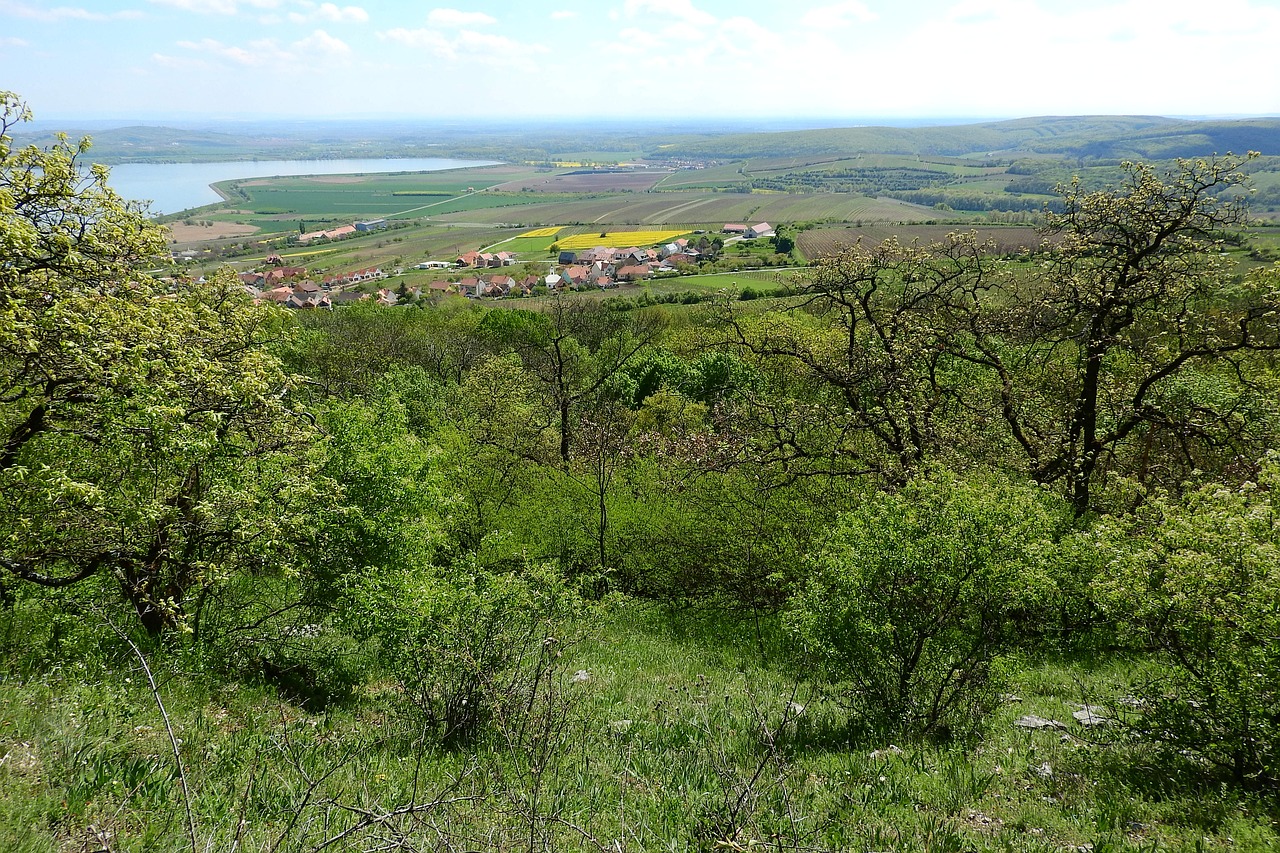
[3,0,1280,121]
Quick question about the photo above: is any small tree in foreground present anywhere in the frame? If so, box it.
[787,470,1066,739]
[1094,457,1280,785]
[342,557,583,745]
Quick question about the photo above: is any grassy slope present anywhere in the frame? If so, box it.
[2,603,1277,852]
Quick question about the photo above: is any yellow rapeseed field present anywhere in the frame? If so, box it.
[555,230,688,250]
[521,226,564,238]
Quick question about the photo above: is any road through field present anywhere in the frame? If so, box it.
[386,176,529,219]
[643,195,724,223]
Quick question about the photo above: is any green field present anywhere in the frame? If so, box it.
[483,235,557,254]
[166,128,1280,284]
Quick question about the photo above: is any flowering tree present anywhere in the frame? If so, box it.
[0,92,320,635]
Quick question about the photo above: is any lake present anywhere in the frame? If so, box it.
[103,157,500,215]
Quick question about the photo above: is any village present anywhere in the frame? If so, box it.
[232,221,778,309]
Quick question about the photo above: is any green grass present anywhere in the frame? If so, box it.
[3,598,1280,852]
[485,235,557,254]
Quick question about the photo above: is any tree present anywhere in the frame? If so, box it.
[505,293,661,463]
[724,233,990,484]
[735,157,1280,511]
[967,155,1280,514]
[787,469,1066,738]
[438,353,555,557]
[0,93,321,635]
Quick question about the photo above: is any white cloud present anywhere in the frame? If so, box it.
[167,28,349,69]
[760,0,1280,117]
[716,16,782,55]
[622,0,716,27]
[0,1,142,21]
[799,1,877,29]
[288,2,367,23]
[550,10,575,20]
[151,51,212,69]
[148,0,278,14]
[378,27,453,54]
[426,8,497,27]
[1,35,28,46]
[378,25,546,68]
[610,26,664,56]
[294,28,351,57]
[175,36,264,64]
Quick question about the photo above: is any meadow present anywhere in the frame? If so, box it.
[4,602,1277,853]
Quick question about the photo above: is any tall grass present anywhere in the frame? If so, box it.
[1,599,1278,851]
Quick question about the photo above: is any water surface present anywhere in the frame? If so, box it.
[104,157,499,215]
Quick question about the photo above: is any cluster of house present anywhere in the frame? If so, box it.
[296,219,387,244]
[238,254,393,309]
[233,223,780,309]
[424,239,709,299]
[455,250,519,267]
[722,222,775,238]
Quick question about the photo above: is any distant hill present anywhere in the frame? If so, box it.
[9,125,298,163]
[641,116,1280,161]
[12,114,1280,166]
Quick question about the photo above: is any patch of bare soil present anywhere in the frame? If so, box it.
[501,171,671,192]
[167,222,260,243]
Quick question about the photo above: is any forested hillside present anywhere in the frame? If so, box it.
[4,92,1280,851]
[641,115,1280,160]
[16,113,1280,166]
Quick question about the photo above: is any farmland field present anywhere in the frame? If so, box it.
[485,235,557,254]
[168,138,1280,289]
[428,191,941,228]
[555,229,691,249]
[497,170,671,192]
[797,223,1043,258]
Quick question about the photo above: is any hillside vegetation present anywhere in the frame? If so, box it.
[6,92,1280,852]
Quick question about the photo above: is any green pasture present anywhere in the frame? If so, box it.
[747,154,1006,179]
[662,268,805,291]
[955,176,1039,193]
[654,163,752,189]
[214,167,550,219]
[484,235,557,254]
[428,191,939,228]
[417,191,577,217]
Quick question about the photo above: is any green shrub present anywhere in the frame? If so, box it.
[1093,457,1280,785]
[342,557,582,745]
[786,469,1065,739]
[242,625,371,711]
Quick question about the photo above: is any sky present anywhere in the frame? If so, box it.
[3,0,1280,122]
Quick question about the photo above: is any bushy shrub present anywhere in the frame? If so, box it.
[342,557,582,745]
[1092,458,1280,784]
[243,624,370,711]
[786,469,1066,739]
